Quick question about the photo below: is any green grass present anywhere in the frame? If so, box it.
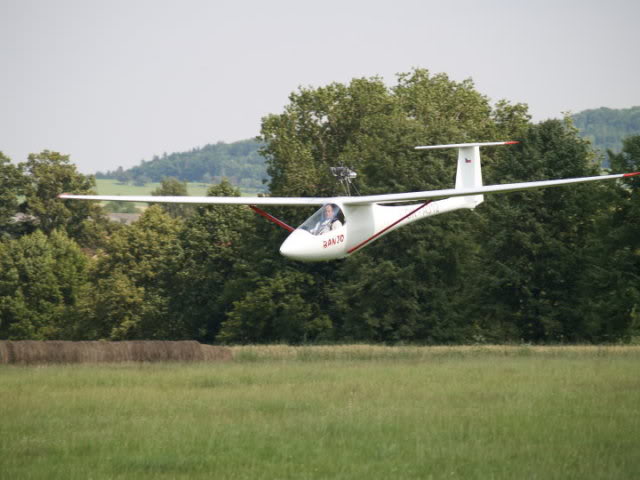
[95,179,211,196]
[1,346,639,479]
[95,179,265,197]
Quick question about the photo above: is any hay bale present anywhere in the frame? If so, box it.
[0,341,10,364]
[0,340,233,365]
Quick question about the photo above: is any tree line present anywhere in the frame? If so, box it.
[1,69,639,344]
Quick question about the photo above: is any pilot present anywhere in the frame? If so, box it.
[311,204,342,235]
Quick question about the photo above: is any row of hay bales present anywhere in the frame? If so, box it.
[0,341,232,365]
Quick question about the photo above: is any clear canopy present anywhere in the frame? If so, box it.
[299,203,344,236]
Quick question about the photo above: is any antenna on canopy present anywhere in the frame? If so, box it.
[330,166,358,196]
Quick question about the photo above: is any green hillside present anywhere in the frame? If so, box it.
[97,138,267,192]
[573,106,640,154]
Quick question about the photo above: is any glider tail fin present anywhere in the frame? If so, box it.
[454,145,484,207]
[415,141,518,209]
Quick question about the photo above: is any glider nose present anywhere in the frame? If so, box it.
[279,229,309,260]
[280,228,348,262]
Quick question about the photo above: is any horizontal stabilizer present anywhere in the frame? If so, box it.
[415,141,519,150]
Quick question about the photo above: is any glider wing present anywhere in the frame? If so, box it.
[59,172,639,207]
[57,194,330,206]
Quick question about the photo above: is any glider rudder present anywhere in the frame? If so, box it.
[414,141,519,208]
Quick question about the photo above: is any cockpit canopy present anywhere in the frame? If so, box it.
[299,203,345,236]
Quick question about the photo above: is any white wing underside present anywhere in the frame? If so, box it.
[59,173,631,206]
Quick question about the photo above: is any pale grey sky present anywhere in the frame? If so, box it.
[1,0,638,173]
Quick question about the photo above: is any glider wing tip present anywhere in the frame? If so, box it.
[623,172,640,178]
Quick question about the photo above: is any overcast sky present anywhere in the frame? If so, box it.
[1,0,638,173]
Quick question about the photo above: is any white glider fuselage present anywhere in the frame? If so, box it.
[279,143,487,261]
[279,196,477,261]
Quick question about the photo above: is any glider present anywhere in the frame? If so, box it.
[60,142,639,262]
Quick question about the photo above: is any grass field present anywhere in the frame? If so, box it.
[1,346,639,479]
[95,179,264,197]
[95,179,212,196]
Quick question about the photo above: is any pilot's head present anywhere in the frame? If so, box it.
[323,204,335,218]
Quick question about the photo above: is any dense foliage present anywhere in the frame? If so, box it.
[96,139,267,192]
[1,70,638,344]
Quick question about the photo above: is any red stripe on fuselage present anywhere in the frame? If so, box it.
[347,201,432,254]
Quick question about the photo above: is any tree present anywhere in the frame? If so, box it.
[103,201,139,214]
[574,135,640,341]
[468,119,608,342]
[0,152,26,238]
[74,272,148,340]
[0,230,88,339]
[88,206,182,339]
[20,150,108,246]
[219,271,332,343]
[151,177,192,218]
[114,166,130,184]
[330,217,477,343]
[133,175,150,186]
[258,68,531,343]
[164,180,256,341]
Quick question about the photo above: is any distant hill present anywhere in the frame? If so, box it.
[573,106,640,154]
[97,138,267,192]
